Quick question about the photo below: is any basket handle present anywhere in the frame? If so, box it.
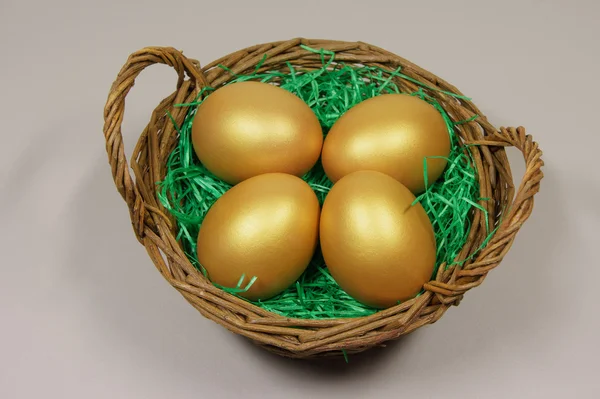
[472,126,544,255]
[425,126,544,299]
[102,47,208,237]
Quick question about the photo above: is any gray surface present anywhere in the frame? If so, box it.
[1,0,599,398]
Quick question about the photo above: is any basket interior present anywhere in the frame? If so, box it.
[156,44,505,320]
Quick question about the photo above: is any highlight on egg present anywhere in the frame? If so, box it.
[191,81,324,185]
[196,173,321,301]
[321,93,451,194]
[319,170,437,309]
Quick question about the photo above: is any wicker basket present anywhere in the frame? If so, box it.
[102,38,544,359]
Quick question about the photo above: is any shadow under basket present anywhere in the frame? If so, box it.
[102,38,544,359]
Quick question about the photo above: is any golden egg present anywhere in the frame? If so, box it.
[196,173,320,301]
[321,93,451,194]
[320,170,436,309]
[191,81,323,185]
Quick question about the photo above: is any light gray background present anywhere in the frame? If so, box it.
[1,0,599,398]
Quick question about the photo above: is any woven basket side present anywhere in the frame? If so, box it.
[102,39,543,358]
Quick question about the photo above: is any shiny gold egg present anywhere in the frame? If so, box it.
[196,173,320,301]
[191,81,324,185]
[320,170,436,309]
[321,93,451,194]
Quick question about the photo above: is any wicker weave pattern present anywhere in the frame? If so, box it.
[102,38,544,358]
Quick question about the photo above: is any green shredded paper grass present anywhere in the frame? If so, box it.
[158,45,493,319]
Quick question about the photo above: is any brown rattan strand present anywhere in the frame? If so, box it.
[102,38,544,359]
